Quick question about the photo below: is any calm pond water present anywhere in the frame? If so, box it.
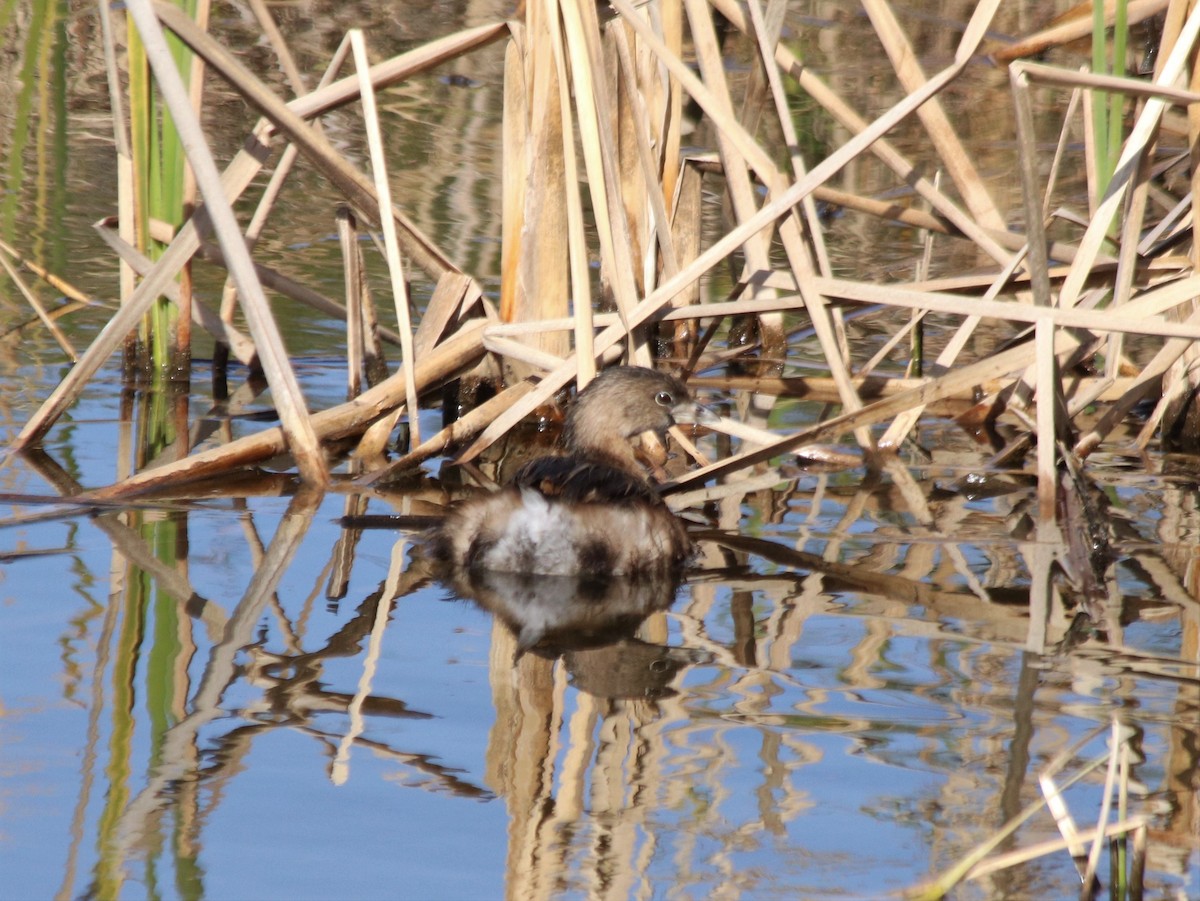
[2,2,1199,900]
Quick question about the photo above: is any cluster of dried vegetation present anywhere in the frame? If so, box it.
[2,0,1197,507]
[4,0,1198,895]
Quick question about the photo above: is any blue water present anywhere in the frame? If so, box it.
[1,362,1197,899]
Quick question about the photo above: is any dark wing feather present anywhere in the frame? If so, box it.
[512,455,663,505]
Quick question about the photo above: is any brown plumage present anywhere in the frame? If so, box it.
[426,366,709,580]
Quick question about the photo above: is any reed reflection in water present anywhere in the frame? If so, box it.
[4,440,1197,898]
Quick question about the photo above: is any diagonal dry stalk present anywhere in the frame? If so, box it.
[349,29,420,446]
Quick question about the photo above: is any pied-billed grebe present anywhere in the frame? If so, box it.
[427,366,710,579]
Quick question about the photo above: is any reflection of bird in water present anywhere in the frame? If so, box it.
[438,568,713,697]
[564,639,710,700]
[425,366,713,580]
[443,567,678,652]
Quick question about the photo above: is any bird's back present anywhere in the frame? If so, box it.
[427,457,690,579]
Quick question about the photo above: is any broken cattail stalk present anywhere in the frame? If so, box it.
[79,320,487,500]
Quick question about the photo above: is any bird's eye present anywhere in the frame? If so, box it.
[655,390,674,406]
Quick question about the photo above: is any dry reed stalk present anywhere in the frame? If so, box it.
[681,0,787,373]
[82,320,488,500]
[657,1,684,205]
[499,7,571,382]
[0,302,95,343]
[0,239,104,310]
[482,334,567,373]
[93,220,257,362]
[749,252,1176,297]
[609,22,680,282]
[560,0,651,366]
[274,21,509,129]
[413,272,480,360]
[1013,59,1200,104]
[547,4,592,383]
[209,0,346,333]
[692,374,1143,404]
[246,0,305,93]
[879,247,1033,449]
[1108,160,1157,385]
[746,0,830,277]
[811,184,955,235]
[665,159,703,355]
[217,140,298,325]
[648,3,691,257]
[814,275,1200,339]
[96,0,137,328]
[551,9,596,386]
[1076,305,1200,456]
[1082,82,1105,219]
[1046,87,1085,222]
[1011,65,1056,309]
[476,289,838,334]
[667,325,1102,496]
[174,0,212,361]
[1003,65,1071,429]
[609,23,648,298]
[350,29,420,447]
[355,272,387,392]
[973,817,1152,884]
[1035,320,1059,520]
[507,19,548,331]
[855,311,923,381]
[1137,191,1191,252]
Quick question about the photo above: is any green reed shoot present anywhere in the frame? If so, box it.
[1092,0,1129,200]
[127,0,198,380]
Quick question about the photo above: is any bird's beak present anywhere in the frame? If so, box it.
[671,398,720,427]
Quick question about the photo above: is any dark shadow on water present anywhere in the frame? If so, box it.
[437,567,713,699]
